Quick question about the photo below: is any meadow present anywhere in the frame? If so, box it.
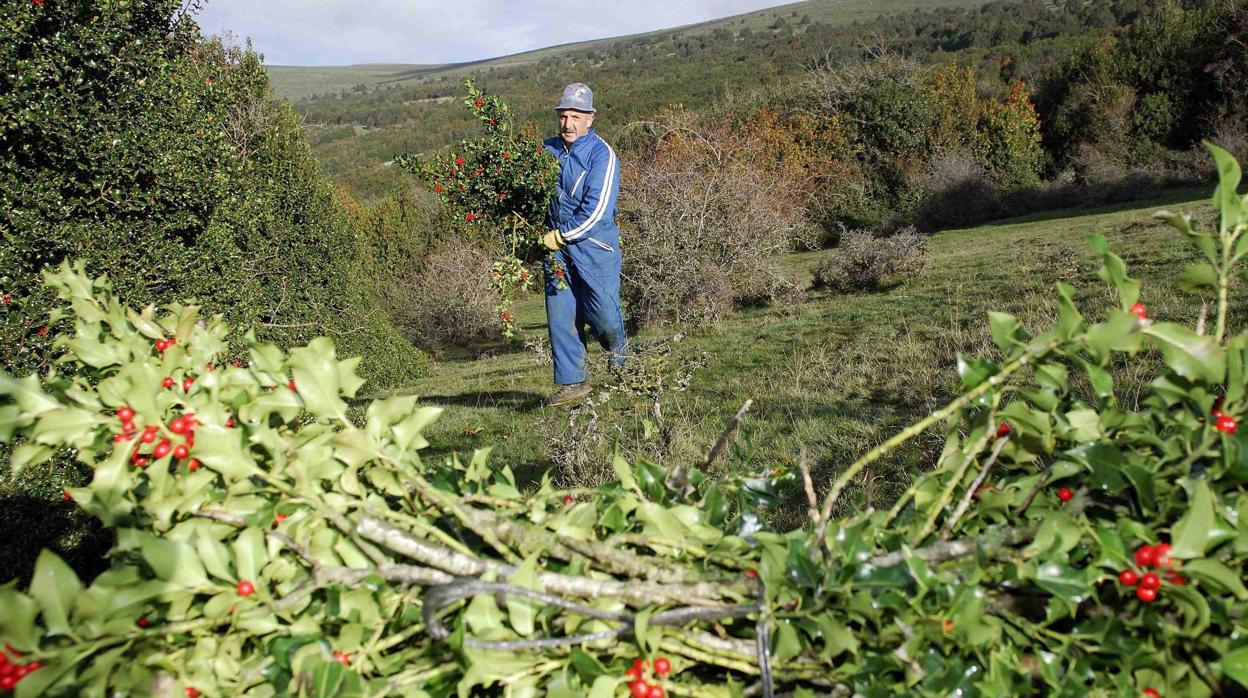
[404,185,1228,527]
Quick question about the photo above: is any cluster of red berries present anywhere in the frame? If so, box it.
[1119,543,1185,603]
[1129,302,1148,320]
[154,336,177,352]
[115,406,200,469]
[1212,397,1238,435]
[624,657,670,698]
[0,644,41,692]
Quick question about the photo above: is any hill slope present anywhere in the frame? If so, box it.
[266,0,987,102]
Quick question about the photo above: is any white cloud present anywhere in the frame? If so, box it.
[196,0,794,66]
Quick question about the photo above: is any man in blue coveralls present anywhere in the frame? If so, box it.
[540,83,628,406]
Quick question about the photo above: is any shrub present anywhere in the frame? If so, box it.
[918,150,1002,230]
[802,52,1044,232]
[618,113,808,328]
[811,226,927,292]
[393,239,503,351]
[0,0,424,584]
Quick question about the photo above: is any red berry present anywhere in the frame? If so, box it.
[624,668,640,682]
[465,213,476,222]
[288,379,297,392]
[122,421,137,434]
[153,439,172,459]
[140,430,157,444]
[1136,586,1157,602]
[155,339,169,352]
[113,433,128,443]
[226,417,235,427]
[1216,414,1238,434]
[1139,572,1161,591]
[474,99,484,108]
[61,491,71,501]
[1143,689,1160,698]
[133,456,150,468]
[1,293,10,305]
[182,377,193,392]
[995,422,1012,439]
[185,688,201,698]
[188,459,200,472]
[1119,570,1139,586]
[1134,545,1158,568]
[502,151,510,160]
[455,157,465,167]
[117,407,135,422]
[488,118,496,125]
[273,513,287,528]
[333,650,350,666]
[1129,302,1147,319]
[630,680,650,698]
[745,568,758,578]
[563,495,574,505]
[173,444,189,460]
[433,184,443,193]
[1153,543,1174,569]
[0,675,15,691]
[137,617,150,628]
[654,657,670,675]
[35,325,48,337]
[647,687,665,698]
[162,377,175,389]
[1169,574,1187,585]
[943,619,954,632]
[170,417,187,434]
[1057,487,1073,502]
[236,580,255,597]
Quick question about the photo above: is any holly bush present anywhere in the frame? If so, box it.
[395,82,561,338]
[1,145,1248,697]
[1,0,426,584]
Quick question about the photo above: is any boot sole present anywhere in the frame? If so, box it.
[547,384,592,406]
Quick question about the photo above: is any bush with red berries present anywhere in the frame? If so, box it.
[2,146,1248,696]
[1,0,427,587]
[395,81,560,338]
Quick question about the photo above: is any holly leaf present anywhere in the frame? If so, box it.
[1171,479,1216,559]
[29,550,81,638]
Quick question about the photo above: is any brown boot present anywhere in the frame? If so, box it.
[547,382,591,407]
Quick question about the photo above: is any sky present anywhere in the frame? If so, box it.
[195,0,795,66]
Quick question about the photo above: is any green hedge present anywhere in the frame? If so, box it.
[0,0,426,584]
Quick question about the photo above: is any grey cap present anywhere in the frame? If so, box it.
[555,82,595,113]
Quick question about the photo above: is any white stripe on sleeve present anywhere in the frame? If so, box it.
[562,143,617,241]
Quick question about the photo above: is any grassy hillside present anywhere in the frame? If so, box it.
[278,0,1074,201]
[267,63,447,102]
[266,0,986,102]
[389,187,1234,527]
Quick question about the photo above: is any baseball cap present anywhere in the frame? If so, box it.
[555,83,595,113]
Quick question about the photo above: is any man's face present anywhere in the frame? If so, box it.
[557,109,594,145]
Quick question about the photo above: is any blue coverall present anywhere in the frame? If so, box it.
[543,128,627,386]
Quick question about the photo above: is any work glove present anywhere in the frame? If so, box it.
[542,230,566,251]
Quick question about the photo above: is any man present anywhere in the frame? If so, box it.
[540,83,627,406]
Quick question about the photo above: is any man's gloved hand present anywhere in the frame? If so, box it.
[542,230,565,251]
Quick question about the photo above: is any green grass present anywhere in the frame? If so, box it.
[388,186,1233,529]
